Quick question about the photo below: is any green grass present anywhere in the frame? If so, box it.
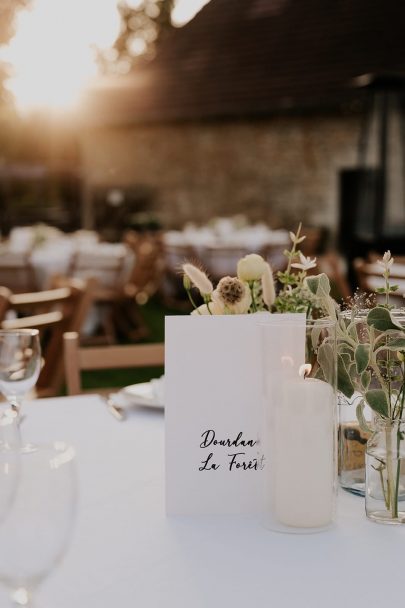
[81,297,184,391]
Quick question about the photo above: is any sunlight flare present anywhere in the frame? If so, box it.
[1,0,121,112]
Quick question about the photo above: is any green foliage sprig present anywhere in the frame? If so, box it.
[273,223,319,315]
[337,253,405,425]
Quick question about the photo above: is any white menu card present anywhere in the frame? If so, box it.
[165,313,306,515]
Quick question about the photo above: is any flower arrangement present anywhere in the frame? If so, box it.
[182,221,405,523]
[330,251,405,522]
[182,224,325,318]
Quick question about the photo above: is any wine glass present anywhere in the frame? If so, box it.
[0,330,41,417]
[0,442,77,607]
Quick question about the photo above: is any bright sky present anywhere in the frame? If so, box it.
[1,0,210,112]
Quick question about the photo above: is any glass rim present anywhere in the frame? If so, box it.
[257,316,336,328]
[0,329,40,337]
[341,307,405,321]
[0,441,76,462]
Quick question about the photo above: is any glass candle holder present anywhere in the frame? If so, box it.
[259,316,337,533]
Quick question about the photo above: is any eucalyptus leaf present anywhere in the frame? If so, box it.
[311,324,323,352]
[338,343,353,357]
[317,273,331,297]
[305,276,320,296]
[317,342,334,384]
[365,389,389,418]
[338,316,348,334]
[348,323,359,341]
[367,307,403,332]
[385,338,405,350]
[338,354,355,399]
[348,363,360,390]
[355,344,370,374]
[361,370,371,390]
[314,367,325,381]
[305,273,331,298]
[356,400,373,435]
[340,352,351,367]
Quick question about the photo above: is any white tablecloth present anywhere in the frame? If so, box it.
[2,395,404,608]
[31,241,134,290]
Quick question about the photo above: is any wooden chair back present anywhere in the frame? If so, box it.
[0,252,37,293]
[353,258,405,304]
[69,249,127,291]
[300,226,324,257]
[2,278,96,396]
[0,288,12,325]
[63,331,165,395]
[307,252,352,302]
[203,245,246,281]
[161,242,198,310]
[123,232,165,304]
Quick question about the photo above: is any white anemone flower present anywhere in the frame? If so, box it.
[291,252,317,272]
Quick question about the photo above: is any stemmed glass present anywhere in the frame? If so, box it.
[0,330,41,417]
[0,442,77,607]
[0,414,20,526]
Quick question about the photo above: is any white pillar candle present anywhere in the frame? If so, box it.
[270,377,335,528]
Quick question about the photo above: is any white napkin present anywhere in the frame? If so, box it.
[110,376,165,409]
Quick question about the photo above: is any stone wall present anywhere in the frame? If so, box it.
[79,113,362,238]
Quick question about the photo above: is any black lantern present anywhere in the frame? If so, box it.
[339,73,405,278]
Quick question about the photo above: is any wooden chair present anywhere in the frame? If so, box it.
[0,287,12,324]
[69,245,136,344]
[1,278,96,396]
[110,231,166,341]
[0,252,37,293]
[161,242,198,310]
[300,226,324,257]
[307,252,352,302]
[63,331,165,395]
[353,258,405,305]
[203,245,246,281]
[123,231,165,305]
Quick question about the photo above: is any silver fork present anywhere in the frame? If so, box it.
[104,395,126,422]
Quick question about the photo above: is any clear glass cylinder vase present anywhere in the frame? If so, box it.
[366,419,405,524]
[339,392,371,495]
[338,311,370,495]
[260,316,337,533]
[338,309,405,496]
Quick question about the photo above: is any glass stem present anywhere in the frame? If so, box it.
[7,397,23,426]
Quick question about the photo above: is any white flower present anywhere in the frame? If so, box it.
[182,263,213,296]
[291,252,317,272]
[237,254,266,282]
[261,262,276,307]
[212,276,252,314]
[377,250,394,271]
[191,301,225,315]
